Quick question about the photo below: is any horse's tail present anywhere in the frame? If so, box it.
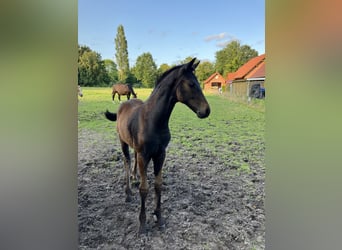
[104,110,117,121]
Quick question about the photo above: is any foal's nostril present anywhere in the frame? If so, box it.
[204,106,210,117]
[197,106,210,118]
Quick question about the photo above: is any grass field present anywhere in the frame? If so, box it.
[78,87,265,173]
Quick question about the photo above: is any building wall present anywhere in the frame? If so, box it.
[230,80,248,98]
[230,80,265,99]
[204,73,225,92]
[204,81,225,94]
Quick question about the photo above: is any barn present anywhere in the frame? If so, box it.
[228,54,265,99]
[203,72,225,93]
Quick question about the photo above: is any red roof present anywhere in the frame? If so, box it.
[232,54,265,80]
[226,72,237,83]
[246,60,265,79]
[227,72,237,81]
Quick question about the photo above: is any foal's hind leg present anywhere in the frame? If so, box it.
[131,151,139,186]
[120,141,133,202]
[152,150,166,229]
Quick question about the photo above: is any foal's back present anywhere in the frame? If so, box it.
[116,99,144,148]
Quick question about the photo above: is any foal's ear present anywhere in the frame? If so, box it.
[192,59,200,70]
[186,58,200,71]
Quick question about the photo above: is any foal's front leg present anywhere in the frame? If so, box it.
[137,153,149,234]
[152,150,166,229]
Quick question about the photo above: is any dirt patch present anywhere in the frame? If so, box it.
[78,129,265,249]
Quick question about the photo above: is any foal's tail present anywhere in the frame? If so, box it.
[104,110,117,121]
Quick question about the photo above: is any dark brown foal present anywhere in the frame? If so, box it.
[105,58,210,234]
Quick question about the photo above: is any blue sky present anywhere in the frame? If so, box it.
[78,0,265,67]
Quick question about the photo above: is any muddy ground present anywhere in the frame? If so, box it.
[78,129,265,249]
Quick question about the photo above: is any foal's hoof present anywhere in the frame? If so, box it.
[125,195,133,202]
[153,214,166,231]
[132,180,140,188]
[157,218,166,231]
[138,224,147,235]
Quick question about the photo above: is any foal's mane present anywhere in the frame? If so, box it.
[154,65,182,89]
[151,59,197,96]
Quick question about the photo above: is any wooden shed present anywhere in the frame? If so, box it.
[203,72,225,93]
[228,54,265,99]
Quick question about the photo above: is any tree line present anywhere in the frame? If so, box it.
[78,25,258,88]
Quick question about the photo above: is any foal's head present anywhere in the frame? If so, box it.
[175,58,210,118]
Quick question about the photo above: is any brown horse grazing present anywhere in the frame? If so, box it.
[105,58,210,234]
[112,83,137,102]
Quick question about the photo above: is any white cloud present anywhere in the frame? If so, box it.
[204,33,240,49]
[204,32,227,42]
[216,38,240,48]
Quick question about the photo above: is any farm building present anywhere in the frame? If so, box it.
[227,54,265,99]
[203,72,225,93]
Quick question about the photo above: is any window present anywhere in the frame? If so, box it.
[211,82,221,88]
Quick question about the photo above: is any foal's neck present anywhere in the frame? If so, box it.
[145,83,177,130]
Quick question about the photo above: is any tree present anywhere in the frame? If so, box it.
[115,25,130,82]
[78,45,91,57]
[78,44,109,86]
[157,63,171,78]
[103,59,118,85]
[215,40,258,77]
[195,60,215,86]
[126,72,140,86]
[132,52,157,88]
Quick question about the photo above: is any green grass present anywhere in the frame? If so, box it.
[78,87,153,132]
[78,87,265,172]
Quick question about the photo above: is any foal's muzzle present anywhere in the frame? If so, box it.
[197,105,210,119]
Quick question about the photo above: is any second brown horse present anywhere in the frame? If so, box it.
[112,83,137,102]
[105,58,210,234]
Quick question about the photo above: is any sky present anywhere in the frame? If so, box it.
[78,0,265,67]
